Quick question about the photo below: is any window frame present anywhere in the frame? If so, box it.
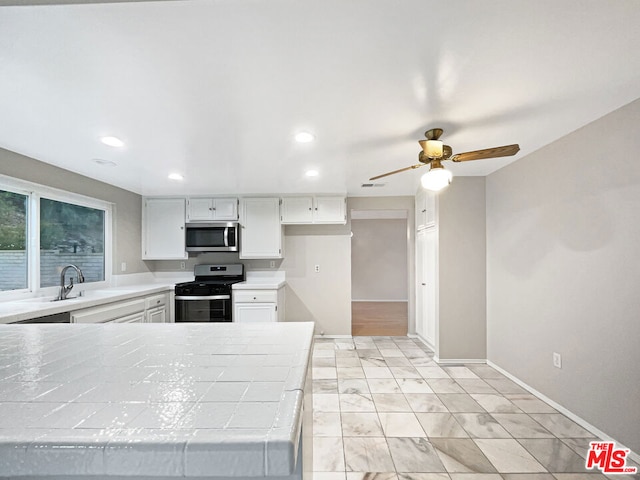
[0,174,113,300]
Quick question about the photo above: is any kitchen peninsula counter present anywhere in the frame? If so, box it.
[0,322,314,479]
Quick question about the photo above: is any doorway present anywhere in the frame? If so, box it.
[350,210,409,336]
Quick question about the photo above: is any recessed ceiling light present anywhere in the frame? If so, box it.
[93,159,117,167]
[168,173,184,181]
[295,132,315,143]
[305,170,319,177]
[101,136,125,147]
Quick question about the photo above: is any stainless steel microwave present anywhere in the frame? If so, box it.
[185,222,239,252]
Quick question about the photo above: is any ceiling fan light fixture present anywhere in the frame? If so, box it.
[425,139,443,159]
[421,165,452,192]
[295,131,315,143]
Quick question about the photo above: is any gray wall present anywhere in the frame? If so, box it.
[351,218,408,301]
[486,98,640,454]
[437,177,487,361]
[0,147,148,275]
[281,225,352,336]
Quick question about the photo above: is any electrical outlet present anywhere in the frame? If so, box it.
[120,262,126,272]
[314,265,320,273]
[270,260,275,268]
[553,352,562,369]
[180,261,186,270]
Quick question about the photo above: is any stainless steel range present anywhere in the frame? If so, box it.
[174,264,245,322]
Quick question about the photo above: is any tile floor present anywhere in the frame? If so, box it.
[311,336,637,480]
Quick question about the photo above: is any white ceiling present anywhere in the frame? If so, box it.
[1,0,640,197]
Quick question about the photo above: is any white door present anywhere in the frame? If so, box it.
[423,228,437,347]
[143,198,187,259]
[234,303,277,323]
[416,228,437,348]
[281,197,313,223]
[240,198,282,259]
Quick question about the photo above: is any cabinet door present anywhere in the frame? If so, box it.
[143,198,187,259]
[240,198,282,259]
[281,197,313,224]
[213,198,238,220]
[112,312,146,323]
[147,306,166,323]
[314,196,346,224]
[234,303,277,323]
[187,198,214,221]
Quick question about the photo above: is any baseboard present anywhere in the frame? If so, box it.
[351,299,409,303]
[435,357,487,365]
[409,333,436,352]
[314,334,353,339]
[487,360,640,464]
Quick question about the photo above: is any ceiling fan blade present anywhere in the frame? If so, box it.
[369,163,425,181]
[450,144,520,162]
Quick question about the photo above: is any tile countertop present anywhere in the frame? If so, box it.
[0,322,314,478]
[0,283,174,324]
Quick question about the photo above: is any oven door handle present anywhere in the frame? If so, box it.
[223,227,229,247]
[175,295,231,301]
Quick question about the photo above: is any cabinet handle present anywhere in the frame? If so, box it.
[180,226,184,230]
[422,209,426,213]
[308,207,312,211]
[315,207,318,211]
[253,296,257,300]
[421,283,426,286]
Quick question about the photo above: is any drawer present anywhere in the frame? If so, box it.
[145,293,166,310]
[233,290,277,303]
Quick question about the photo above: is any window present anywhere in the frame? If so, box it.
[0,189,28,292]
[40,198,105,288]
[0,177,111,296]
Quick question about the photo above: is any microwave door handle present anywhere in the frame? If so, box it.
[224,227,229,247]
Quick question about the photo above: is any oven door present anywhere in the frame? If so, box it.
[174,295,232,322]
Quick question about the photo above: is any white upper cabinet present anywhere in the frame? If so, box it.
[239,197,283,259]
[280,197,313,223]
[187,197,238,222]
[416,189,436,230]
[142,197,187,260]
[281,196,346,224]
[314,196,346,224]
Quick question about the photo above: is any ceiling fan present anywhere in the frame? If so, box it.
[369,128,520,192]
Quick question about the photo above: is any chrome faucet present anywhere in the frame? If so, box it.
[59,264,85,300]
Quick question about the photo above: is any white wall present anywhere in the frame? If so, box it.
[486,98,640,455]
[0,147,148,276]
[351,218,408,301]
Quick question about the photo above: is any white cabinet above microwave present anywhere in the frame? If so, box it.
[187,197,238,222]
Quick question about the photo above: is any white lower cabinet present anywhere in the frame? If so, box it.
[233,288,285,323]
[111,312,146,324]
[71,292,169,324]
[146,306,166,323]
[234,303,277,323]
